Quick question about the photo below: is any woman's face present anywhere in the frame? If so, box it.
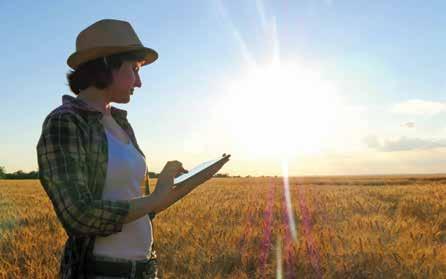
[107,60,143,103]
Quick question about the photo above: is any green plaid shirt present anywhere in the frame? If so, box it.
[36,94,156,279]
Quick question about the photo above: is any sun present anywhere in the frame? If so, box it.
[216,61,344,160]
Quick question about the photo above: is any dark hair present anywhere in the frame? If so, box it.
[66,51,146,95]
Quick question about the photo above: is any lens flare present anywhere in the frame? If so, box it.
[296,180,323,278]
[282,160,297,241]
[259,181,275,274]
[276,236,283,279]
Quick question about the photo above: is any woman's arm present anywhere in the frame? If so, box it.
[148,179,198,214]
[122,179,200,223]
[150,157,230,213]
[123,157,229,222]
[122,194,162,223]
[122,160,187,222]
[37,112,131,237]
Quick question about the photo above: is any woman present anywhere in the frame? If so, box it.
[36,19,230,279]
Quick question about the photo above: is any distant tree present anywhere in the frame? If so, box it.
[214,173,230,178]
[28,171,39,179]
[0,166,5,178]
[4,170,39,179]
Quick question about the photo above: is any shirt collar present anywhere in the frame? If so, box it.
[62,94,128,120]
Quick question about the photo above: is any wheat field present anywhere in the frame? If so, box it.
[0,176,445,278]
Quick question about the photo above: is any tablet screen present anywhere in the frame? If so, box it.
[173,155,229,186]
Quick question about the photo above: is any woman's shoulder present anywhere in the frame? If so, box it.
[40,106,96,138]
[43,106,85,125]
[43,96,102,126]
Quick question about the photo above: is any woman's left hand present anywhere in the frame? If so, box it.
[157,154,231,213]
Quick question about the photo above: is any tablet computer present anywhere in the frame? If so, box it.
[173,154,231,186]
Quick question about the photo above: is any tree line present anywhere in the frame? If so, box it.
[0,167,39,179]
[0,166,235,180]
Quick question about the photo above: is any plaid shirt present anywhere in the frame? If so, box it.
[36,94,156,279]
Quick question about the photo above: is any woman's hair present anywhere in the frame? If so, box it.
[66,50,147,95]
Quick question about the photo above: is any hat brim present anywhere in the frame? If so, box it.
[67,45,158,69]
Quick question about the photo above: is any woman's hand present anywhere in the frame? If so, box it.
[154,160,188,200]
[124,160,187,223]
[149,154,231,214]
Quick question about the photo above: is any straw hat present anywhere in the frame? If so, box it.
[67,19,158,69]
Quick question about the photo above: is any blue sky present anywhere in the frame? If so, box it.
[1,0,446,176]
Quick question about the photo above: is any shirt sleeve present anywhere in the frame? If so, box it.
[36,111,130,237]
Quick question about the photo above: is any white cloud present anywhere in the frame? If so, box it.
[391,99,446,116]
[401,122,415,128]
[362,135,381,149]
[279,147,446,175]
[363,135,446,152]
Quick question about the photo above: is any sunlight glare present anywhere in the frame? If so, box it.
[220,61,343,160]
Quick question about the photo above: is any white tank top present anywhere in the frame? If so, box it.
[93,128,153,260]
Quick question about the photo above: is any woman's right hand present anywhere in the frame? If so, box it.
[153,160,188,199]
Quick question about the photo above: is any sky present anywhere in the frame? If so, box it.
[1,0,446,176]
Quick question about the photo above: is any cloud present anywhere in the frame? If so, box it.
[391,99,446,116]
[401,122,415,128]
[362,135,381,149]
[363,136,446,152]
